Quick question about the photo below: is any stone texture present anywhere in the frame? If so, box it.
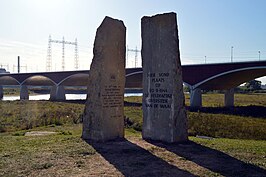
[82,16,126,142]
[141,12,188,143]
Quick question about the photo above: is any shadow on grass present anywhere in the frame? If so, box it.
[147,140,266,177]
[189,105,266,119]
[86,139,197,177]
[124,101,142,107]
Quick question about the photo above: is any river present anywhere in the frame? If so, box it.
[2,93,143,101]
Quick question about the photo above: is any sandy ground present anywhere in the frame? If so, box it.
[25,137,266,177]
[25,131,57,136]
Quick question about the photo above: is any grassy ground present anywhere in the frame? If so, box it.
[0,101,84,132]
[201,93,266,107]
[0,125,265,176]
[0,93,266,176]
[125,93,266,140]
[3,88,21,96]
[1,94,266,139]
[3,88,38,96]
[125,93,266,107]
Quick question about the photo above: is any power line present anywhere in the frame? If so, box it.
[127,46,141,68]
[74,38,79,70]
[46,35,52,71]
[46,35,79,71]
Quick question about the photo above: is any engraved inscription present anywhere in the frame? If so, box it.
[144,72,172,109]
[102,85,123,108]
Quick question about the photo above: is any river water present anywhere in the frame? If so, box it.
[2,93,143,101]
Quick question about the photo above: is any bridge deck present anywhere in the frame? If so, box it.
[0,61,265,90]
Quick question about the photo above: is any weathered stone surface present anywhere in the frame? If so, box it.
[82,16,126,142]
[141,12,188,143]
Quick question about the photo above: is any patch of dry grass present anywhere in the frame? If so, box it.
[0,125,265,176]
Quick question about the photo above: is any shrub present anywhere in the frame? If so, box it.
[58,130,72,135]
[188,112,266,140]
[0,124,6,133]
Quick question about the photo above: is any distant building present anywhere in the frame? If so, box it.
[0,68,10,74]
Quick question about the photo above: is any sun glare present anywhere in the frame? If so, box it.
[28,0,62,11]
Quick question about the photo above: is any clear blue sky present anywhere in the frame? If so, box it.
[0,0,266,83]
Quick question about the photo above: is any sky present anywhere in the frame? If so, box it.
[0,0,266,83]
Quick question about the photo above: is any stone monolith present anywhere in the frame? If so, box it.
[82,17,126,142]
[141,12,188,143]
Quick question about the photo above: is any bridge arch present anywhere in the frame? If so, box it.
[20,75,56,86]
[0,75,20,85]
[192,66,266,90]
[58,73,90,86]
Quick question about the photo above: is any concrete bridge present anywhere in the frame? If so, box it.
[184,61,266,107]
[0,70,90,100]
[0,60,266,107]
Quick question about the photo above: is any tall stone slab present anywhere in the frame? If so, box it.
[141,12,188,143]
[82,17,126,142]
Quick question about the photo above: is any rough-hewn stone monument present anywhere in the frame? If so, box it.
[82,16,126,142]
[141,12,188,143]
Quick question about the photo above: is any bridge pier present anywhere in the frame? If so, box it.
[20,85,29,100]
[0,86,3,100]
[56,86,66,101]
[50,86,57,100]
[224,88,234,107]
[190,88,202,108]
[50,85,66,101]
